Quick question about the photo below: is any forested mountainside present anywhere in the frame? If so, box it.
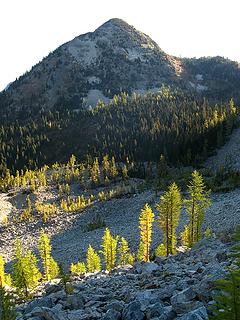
[0,18,239,175]
[1,16,240,320]
[0,18,240,121]
[0,87,238,175]
[183,56,240,101]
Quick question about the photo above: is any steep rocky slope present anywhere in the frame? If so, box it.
[0,182,240,267]
[0,19,181,117]
[205,127,240,171]
[1,18,240,119]
[15,238,234,320]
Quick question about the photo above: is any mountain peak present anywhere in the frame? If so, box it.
[95,18,133,31]
[4,19,239,117]
[93,17,144,41]
[92,17,161,54]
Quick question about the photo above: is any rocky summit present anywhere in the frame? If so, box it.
[15,238,233,320]
[1,18,240,118]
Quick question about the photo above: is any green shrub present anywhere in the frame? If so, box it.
[210,226,240,319]
[70,262,86,276]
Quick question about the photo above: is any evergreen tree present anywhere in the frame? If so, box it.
[102,155,110,179]
[118,237,134,266]
[87,245,101,273]
[39,233,59,281]
[155,243,167,257]
[137,242,145,262]
[138,203,154,262]
[59,265,72,295]
[211,270,240,319]
[79,163,86,188]
[23,251,41,290]
[157,154,168,179]
[69,154,76,169]
[184,171,211,247]
[90,158,101,185]
[49,257,59,280]
[12,240,28,296]
[122,165,128,180]
[0,256,5,287]
[180,225,191,247]
[0,286,16,320]
[101,228,118,271]
[12,241,40,296]
[110,157,118,180]
[156,183,181,256]
[211,227,240,320]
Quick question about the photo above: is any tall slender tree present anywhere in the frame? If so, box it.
[90,158,101,185]
[0,256,5,287]
[184,171,211,247]
[110,157,118,180]
[38,233,59,281]
[101,228,118,271]
[138,204,154,262]
[156,182,181,256]
[102,155,110,179]
[118,237,134,266]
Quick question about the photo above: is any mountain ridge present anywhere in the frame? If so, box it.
[1,18,240,120]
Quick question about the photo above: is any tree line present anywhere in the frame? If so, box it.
[0,154,132,226]
[0,87,237,176]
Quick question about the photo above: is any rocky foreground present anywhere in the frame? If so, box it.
[16,238,233,320]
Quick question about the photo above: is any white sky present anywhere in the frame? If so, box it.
[1,0,239,91]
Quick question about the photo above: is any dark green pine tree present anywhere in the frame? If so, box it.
[211,227,240,319]
[0,285,16,320]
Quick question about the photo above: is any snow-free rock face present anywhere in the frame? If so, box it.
[2,18,181,116]
[2,18,240,118]
[16,238,234,320]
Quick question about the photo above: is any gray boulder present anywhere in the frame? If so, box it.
[64,294,85,310]
[177,306,208,319]
[122,301,145,320]
[30,307,66,320]
[103,309,121,320]
[158,284,178,300]
[171,288,199,314]
[106,300,125,312]
[171,288,196,305]
[159,306,177,320]
[135,289,162,310]
[66,309,90,320]
[146,302,164,318]
[45,282,62,296]
[135,262,162,274]
[24,297,53,314]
